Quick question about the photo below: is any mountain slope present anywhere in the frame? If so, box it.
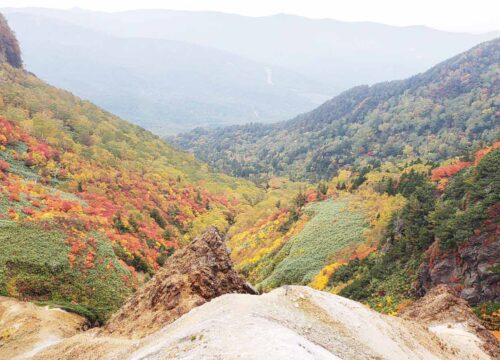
[173,38,500,181]
[0,14,21,68]
[0,15,267,322]
[1,224,496,359]
[4,11,329,134]
[4,8,498,94]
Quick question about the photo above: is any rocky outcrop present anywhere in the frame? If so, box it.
[416,231,500,305]
[0,14,22,68]
[102,226,257,338]
[401,284,500,358]
[1,227,497,359]
[33,286,496,359]
[0,296,86,359]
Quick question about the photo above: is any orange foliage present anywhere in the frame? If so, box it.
[431,161,471,181]
[0,159,9,171]
[474,141,500,165]
[0,116,239,274]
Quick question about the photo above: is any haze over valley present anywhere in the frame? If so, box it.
[0,2,498,359]
[3,7,498,134]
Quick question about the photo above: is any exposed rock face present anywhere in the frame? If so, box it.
[0,14,22,68]
[0,296,86,359]
[401,284,500,358]
[416,232,500,305]
[103,226,257,338]
[34,286,495,360]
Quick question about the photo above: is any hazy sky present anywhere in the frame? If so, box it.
[1,0,499,33]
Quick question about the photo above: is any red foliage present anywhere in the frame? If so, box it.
[0,159,9,171]
[431,161,471,181]
[474,141,500,165]
[21,207,35,216]
[8,192,20,201]
[0,116,241,273]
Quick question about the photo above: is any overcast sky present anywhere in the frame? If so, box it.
[1,0,499,33]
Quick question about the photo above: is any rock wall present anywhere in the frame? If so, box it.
[417,231,500,305]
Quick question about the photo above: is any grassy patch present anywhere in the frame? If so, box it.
[0,222,132,323]
[258,198,367,290]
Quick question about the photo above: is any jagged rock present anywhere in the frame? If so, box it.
[401,284,500,358]
[417,232,500,305]
[102,226,257,338]
[0,14,22,68]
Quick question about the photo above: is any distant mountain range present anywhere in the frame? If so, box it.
[3,7,498,134]
[4,11,329,135]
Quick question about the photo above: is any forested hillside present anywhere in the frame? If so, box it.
[173,38,499,182]
[0,17,284,322]
[0,14,21,68]
[224,142,499,329]
[0,11,498,339]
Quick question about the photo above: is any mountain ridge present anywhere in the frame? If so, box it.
[4,10,330,134]
[3,7,498,134]
[172,37,499,181]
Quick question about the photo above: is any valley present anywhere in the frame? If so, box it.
[0,8,498,359]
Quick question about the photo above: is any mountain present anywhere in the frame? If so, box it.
[0,15,269,323]
[4,7,498,95]
[173,38,500,182]
[3,11,330,135]
[173,39,499,322]
[0,14,21,68]
[0,12,499,358]
[6,275,498,359]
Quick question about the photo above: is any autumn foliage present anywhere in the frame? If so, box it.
[431,161,471,182]
[0,116,241,278]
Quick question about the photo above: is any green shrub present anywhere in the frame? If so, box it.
[259,199,367,289]
[0,222,132,322]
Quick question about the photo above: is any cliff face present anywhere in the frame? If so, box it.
[0,14,22,68]
[417,228,500,306]
[103,227,257,338]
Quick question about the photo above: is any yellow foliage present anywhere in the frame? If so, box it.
[401,163,431,174]
[329,169,352,191]
[309,262,344,290]
[350,188,405,245]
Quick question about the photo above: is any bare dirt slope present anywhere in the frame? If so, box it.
[0,297,86,359]
[401,284,500,358]
[33,286,495,359]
